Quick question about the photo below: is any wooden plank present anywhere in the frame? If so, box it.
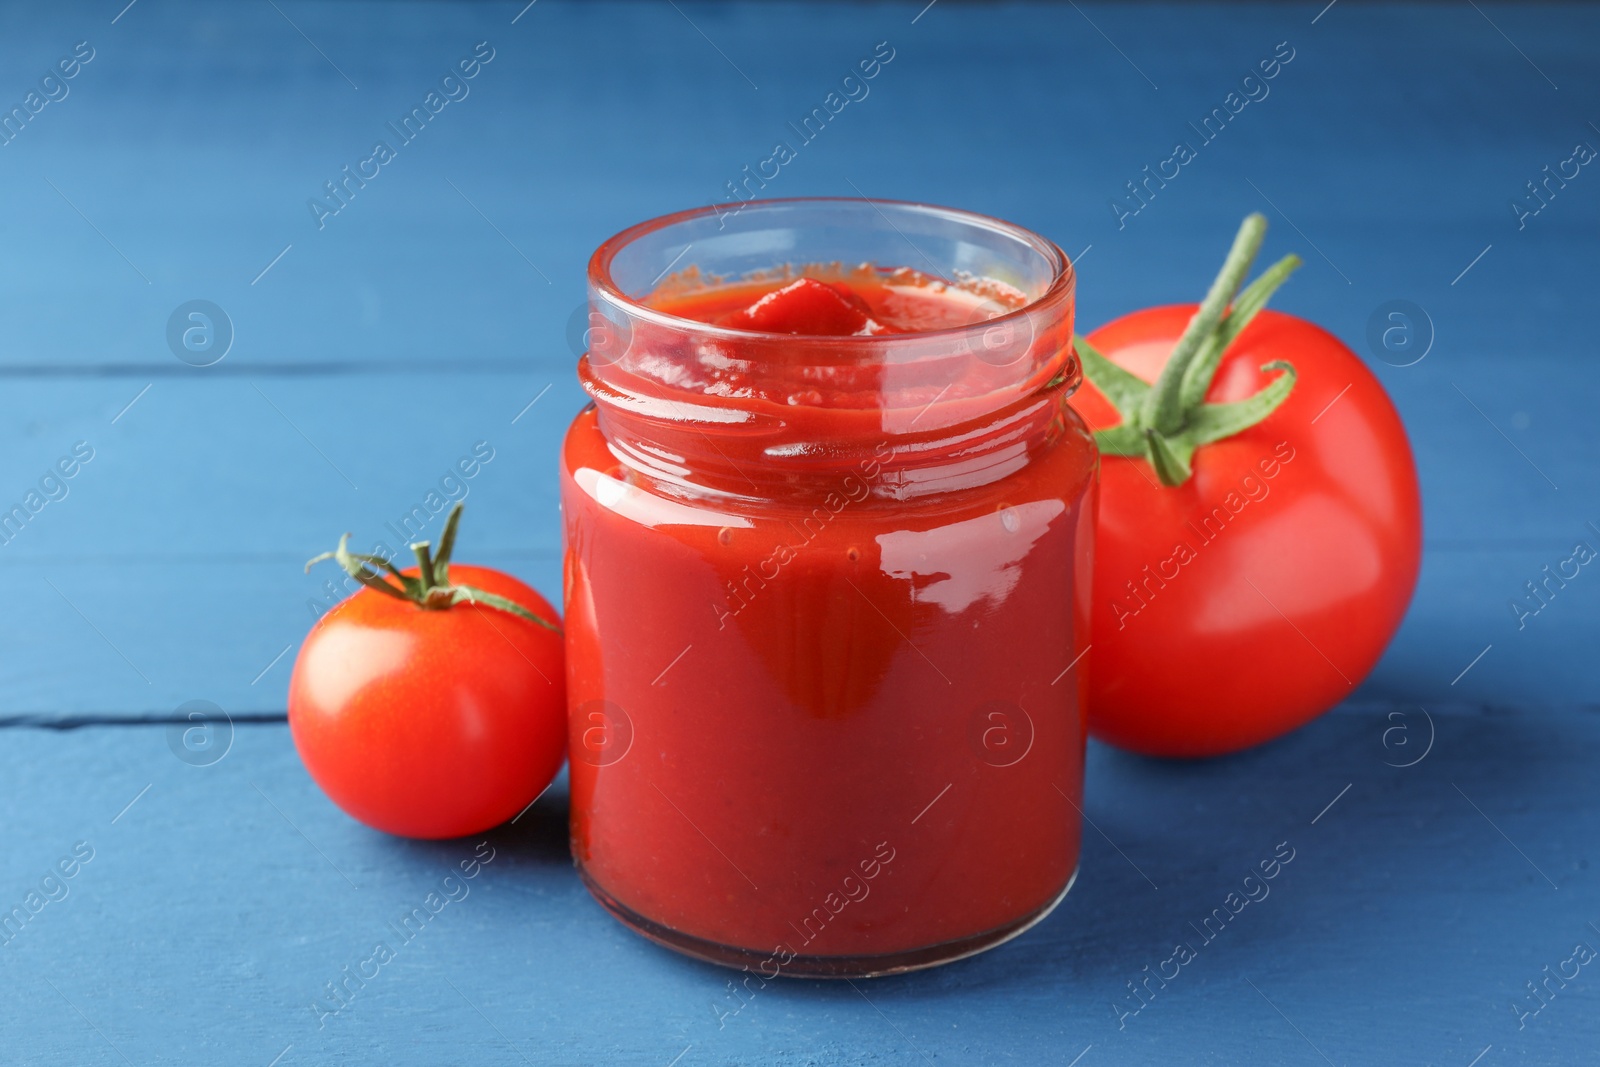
[0,374,575,558]
[0,1,1590,381]
[0,546,1592,722]
[0,371,1590,720]
[0,369,1589,723]
[0,359,1592,562]
[0,707,1594,1064]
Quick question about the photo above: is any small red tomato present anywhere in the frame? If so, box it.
[1071,216,1422,757]
[289,505,565,837]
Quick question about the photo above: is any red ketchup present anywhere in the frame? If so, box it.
[562,201,1094,978]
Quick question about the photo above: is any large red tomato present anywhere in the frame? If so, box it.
[290,512,565,837]
[1071,219,1421,757]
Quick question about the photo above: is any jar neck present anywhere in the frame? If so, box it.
[580,199,1080,502]
[581,339,1080,503]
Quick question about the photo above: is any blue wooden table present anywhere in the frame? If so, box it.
[1,2,1596,1063]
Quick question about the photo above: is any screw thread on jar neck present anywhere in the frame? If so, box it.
[581,198,1080,502]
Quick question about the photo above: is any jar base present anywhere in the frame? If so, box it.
[578,865,1078,979]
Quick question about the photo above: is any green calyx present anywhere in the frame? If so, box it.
[307,501,560,632]
[1077,213,1302,487]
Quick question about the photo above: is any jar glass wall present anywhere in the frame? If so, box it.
[561,198,1095,978]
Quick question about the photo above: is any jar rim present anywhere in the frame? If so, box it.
[586,197,1074,348]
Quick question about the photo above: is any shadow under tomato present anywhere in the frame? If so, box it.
[369,770,574,869]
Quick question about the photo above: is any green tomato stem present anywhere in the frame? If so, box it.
[1076,214,1303,488]
[413,541,438,593]
[306,502,562,632]
[1140,214,1267,435]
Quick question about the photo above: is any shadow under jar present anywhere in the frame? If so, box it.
[560,198,1096,978]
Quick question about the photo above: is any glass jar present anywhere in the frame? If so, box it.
[561,198,1095,978]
